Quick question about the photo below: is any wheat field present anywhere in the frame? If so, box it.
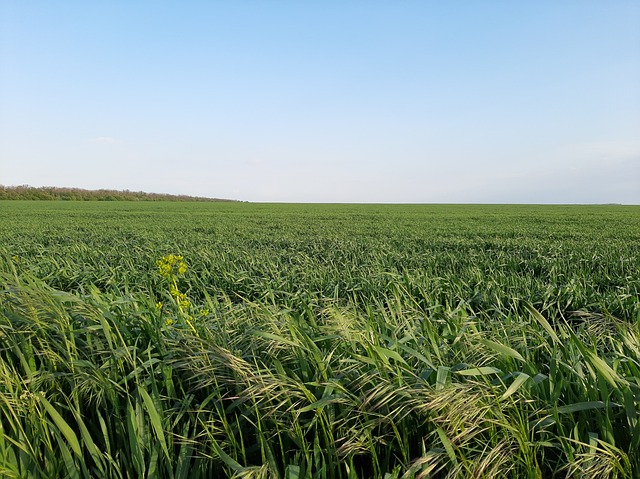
[1,201,638,478]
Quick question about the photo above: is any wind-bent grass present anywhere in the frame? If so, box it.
[0,202,639,477]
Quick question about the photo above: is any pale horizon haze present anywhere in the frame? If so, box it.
[1,1,639,203]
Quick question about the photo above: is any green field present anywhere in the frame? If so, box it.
[1,201,639,478]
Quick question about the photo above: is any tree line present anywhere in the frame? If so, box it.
[0,185,233,202]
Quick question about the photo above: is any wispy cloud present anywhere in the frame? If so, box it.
[90,136,118,144]
[558,141,640,163]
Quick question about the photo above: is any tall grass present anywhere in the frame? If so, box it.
[0,202,638,477]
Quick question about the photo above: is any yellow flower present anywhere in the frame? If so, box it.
[165,318,174,327]
[156,254,188,278]
[156,255,193,315]
[155,302,163,310]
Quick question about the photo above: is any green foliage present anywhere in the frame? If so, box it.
[0,201,639,478]
[0,185,234,202]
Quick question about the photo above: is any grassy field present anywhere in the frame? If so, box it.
[1,201,639,478]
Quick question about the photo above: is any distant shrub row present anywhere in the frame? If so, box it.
[0,185,234,202]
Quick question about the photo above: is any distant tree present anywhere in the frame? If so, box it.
[0,185,235,202]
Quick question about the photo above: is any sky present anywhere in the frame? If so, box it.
[1,1,639,203]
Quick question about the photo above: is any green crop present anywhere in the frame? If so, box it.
[0,201,638,478]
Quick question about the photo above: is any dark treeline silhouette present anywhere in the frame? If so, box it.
[0,185,235,202]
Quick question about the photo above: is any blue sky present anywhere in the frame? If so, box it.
[1,1,639,203]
